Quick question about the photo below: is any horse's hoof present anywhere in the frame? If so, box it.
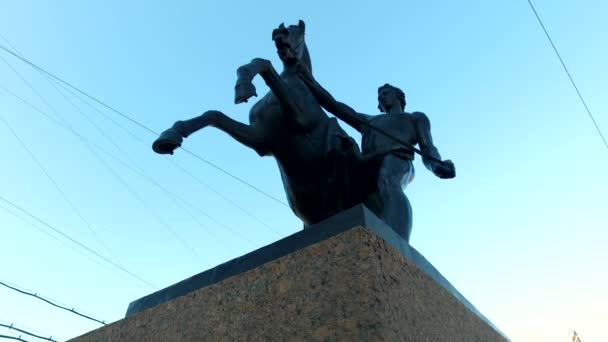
[235,81,257,104]
[152,127,183,155]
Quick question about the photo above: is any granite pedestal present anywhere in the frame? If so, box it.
[70,205,508,341]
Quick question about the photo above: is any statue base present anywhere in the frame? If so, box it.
[70,205,508,341]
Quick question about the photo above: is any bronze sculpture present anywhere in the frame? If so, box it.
[152,20,455,242]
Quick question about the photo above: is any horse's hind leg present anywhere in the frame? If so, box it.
[153,110,268,156]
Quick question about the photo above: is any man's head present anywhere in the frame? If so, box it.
[377,83,406,113]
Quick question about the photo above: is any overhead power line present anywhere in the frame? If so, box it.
[0,334,30,342]
[166,158,282,235]
[0,44,289,206]
[180,149,289,208]
[42,72,275,243]
[0,54,124,265]
[0,85,255,245]
[0,115,121,262]
[0,194,157,289]
[0,52,163,284]
[0,85,261,246]
[0,46,214,257]
[2,55,199,256]
[0,203,148,291]
[0,200,149,290]
[0,280,106,325]
[0,323,57,342]
[526,0,608,151]
[41,68,283,237]
[0,35,285,239]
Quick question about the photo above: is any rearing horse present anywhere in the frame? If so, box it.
[153,20,372,226]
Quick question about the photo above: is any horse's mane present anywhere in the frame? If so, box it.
[300,42,312,74]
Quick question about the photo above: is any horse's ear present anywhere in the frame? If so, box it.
[298,20,305,32]
[279,23,285,29]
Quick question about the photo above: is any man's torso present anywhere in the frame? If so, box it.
[361,113,418,158]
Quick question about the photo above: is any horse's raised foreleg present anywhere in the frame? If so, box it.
[235,59,304,125]
[152,110,268,156]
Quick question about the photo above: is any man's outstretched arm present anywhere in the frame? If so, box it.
[414,112,455,179]
[297,67,372,133]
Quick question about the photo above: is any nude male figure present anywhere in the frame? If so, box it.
[298,70,455,241]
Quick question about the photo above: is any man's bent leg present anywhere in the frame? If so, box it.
[377,154,414,241]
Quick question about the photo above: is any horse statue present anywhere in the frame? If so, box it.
[152,20,380,228]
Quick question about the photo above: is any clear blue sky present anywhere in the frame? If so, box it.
[1,1,606,341]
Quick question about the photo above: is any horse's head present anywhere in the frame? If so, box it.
[272,20,307,67]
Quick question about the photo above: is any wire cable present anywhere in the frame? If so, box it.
[0,323,56,342]
[0,281,106,325]
[0,320,63,342]
[166,158,282,235]
[0,194,157,289]
[0,43,290,206]
[0,84,259,247]
[49,75,284,235]
[0,54,122,265]
[0,54,202,259]
[180,149,289,207]
[0,115,122,262]
[0,334,30,342]
[526,0,608,151]
[0,31,283,239]
[0,202,148,290]
[45,75,266,245]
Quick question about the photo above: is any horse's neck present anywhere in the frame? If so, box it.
[300,43,312,73]
[281,43,313,76]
